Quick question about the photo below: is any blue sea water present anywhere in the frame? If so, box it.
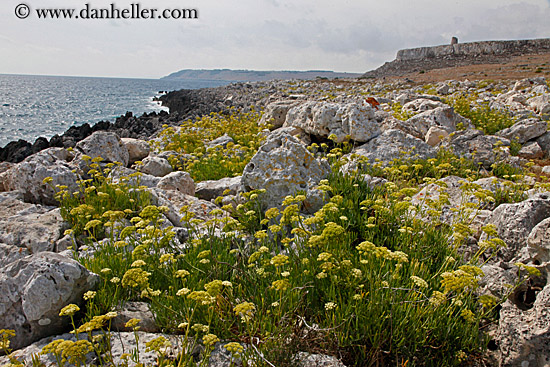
[0,74,229,148]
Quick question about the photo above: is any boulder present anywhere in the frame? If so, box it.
[284,101,381,143]
[402,98,447,112]
[206,134,234,150]
[195,176,243,201]
[345,129,436,166]
[0,205,66,254]
[497,118,547,145]
[139,156,173,177]
[109,166,161,188]
[2,148,79,205]
[518,141,544,160]
[479,193,550,263]
[496,285,550,367]
[526,217,550,263]
[440,129,510,168]
[241,130,331,209]
[425,126,449,146]
[150,188,221,226]
[0,331,181,367]
[121,138,150,165]
[0,252,98,350]
[527,94,550,116]
[260,100,301,129]
[111,302,160,333]
[404,106,471,139]
[74,131,129,166]
[157,171,195,196]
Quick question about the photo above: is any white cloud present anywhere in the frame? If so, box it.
[0,0,548,77]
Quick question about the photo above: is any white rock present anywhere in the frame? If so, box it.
[498,118,547,145]
[425,126,449,146]
[0,252,98,350]
[2,148,79,205]
[121,138,150,165]
[139,156,173,177]
[344,129,436,167]
[241,130,331,209]
[195,176,243,201]
[284,101,381,143]
[440,129,510,168]
[518,141,544,159]
[74,131,129,167]
[260,100,301,128]
[527,94,550,115]
[497,285,550,367]
[402,98,446,112]
[479,193,550,263]
[157,171,195,196]
[404,106,472,139]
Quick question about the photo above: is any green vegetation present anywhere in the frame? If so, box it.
[446,95,516,135]
[7,145,536,367]
[151,109,265,182]
[3,79,547,366]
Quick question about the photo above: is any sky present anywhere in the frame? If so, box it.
[0,0,549,79]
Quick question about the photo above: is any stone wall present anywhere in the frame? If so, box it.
[396,38,550,61]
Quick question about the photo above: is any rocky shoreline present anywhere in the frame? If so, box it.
[1,74,550,366]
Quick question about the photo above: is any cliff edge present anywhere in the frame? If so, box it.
[363,38,550,79]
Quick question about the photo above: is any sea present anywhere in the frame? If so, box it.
[0,74,230,148]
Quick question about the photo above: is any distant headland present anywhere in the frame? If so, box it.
[161,69,361,82]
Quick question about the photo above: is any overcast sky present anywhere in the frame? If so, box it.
[1,0,549,79]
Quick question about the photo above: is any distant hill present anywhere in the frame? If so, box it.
[161,69,361,82]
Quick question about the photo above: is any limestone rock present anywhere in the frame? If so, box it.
[150,188,221,226]
[526,217,550,263]
[0,204,66,254]
[402,98,447,112]
[425,126,449,146]
[157,171,195,196]
[139,156,173,177]
[75,131,129,167]
[479,193,550,263]
[0,252,98,350]
[528,94,550,116]
[405,106,471,139]
[1,331,181,367]
[195,176,243,201]
[346,129,436,166]
[109,166,161,188]
[440,129,510,168]
[518,141,544,159]
[260,100,301,128]
[242,130,331,209]
[121,138,150,165]
[496,285,550,367]
[2,148,79,205]
[497,118,547,144]
[206,133,234,150]
[284,101,381,143]
[112,302,160,333]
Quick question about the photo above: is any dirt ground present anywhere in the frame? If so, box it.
[384,53,550,84]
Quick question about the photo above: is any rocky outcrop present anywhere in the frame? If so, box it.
[363,38,550,78]
[284,101,382,143]
[1,148,79,205]
[344,128,436,167]
[242,129,331,209]
[0,252,98,350]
